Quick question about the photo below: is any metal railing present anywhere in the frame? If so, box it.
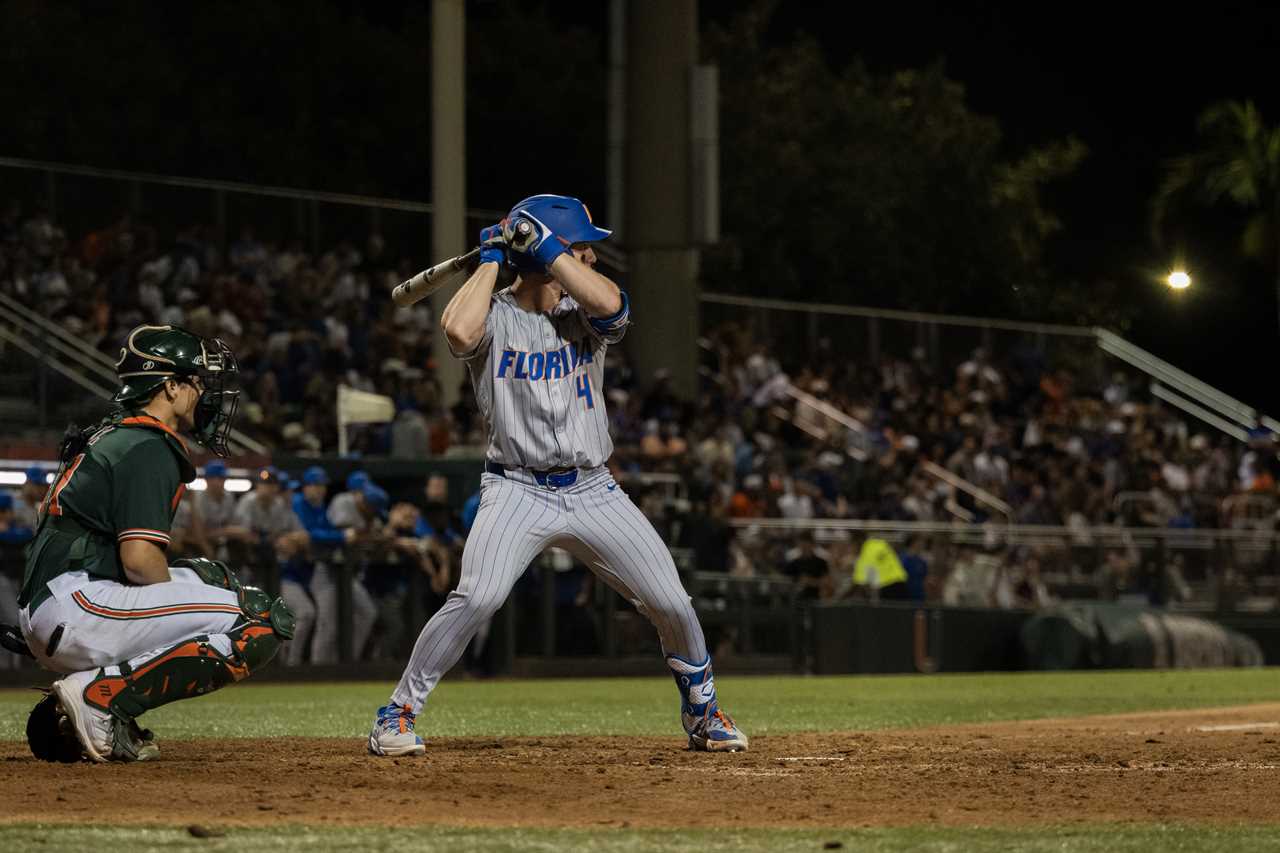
[699,292,1280,446]
[0,292,122,385]
[0,292,266,455]
[1096,328,1280,435]
[0,155,628,275]
[0,325,111,402]
[774,377,1013,523]
[728,517,1280,612]
[699,292,1096,338]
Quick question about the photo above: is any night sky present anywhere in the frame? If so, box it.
[697,1,1280,409]
[8,1,1278,406]
[748,2,1280,273]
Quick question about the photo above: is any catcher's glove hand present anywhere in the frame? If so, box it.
[27,689,83,763]
[504,210,568,271]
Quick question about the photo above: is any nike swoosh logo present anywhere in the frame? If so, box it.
[606,484,617,491]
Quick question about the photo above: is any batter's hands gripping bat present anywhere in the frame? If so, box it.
[391,247,482,307]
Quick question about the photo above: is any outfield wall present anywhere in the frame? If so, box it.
[810,602,1280,673]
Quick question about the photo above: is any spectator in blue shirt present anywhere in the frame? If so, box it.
[291,465,378,664]
[12,466,48,529]
[461,488,481,536]
[899,535,930,603]
[0,491,35,545]
[327,470,371,529]
[0,491,35,670]
[293,466,346,549]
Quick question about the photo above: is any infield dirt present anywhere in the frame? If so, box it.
[4,704,1280,829]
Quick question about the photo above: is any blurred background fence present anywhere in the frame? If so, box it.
[11,508,1280,679]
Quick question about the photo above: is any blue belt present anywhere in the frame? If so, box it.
[485,460,578,489]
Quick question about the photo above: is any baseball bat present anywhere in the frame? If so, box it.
[391,247,481,307]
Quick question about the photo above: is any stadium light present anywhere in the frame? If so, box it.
[186,477,253,492]
[1166,270,1191,290]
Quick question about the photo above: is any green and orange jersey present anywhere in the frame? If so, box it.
[19,414,196,609]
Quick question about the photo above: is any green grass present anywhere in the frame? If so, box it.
[3,824,1280,853]
[1,668,1278,740]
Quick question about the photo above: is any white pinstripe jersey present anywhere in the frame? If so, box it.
[457,287,629,470]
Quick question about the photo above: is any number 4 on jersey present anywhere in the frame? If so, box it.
[575,374,595,409]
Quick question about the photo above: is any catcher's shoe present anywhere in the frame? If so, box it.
[125,719,161,762]
[52,670,156,763]
[687,706,749,753]
[51,671,115,763]
[368,703,426,757]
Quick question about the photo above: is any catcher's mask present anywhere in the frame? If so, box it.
[114,324,241,457]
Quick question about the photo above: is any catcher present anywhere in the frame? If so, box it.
[1,324,295,763]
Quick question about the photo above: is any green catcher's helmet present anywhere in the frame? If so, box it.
[113,324,241,457]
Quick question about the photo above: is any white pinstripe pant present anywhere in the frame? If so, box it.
[391,467,707,714]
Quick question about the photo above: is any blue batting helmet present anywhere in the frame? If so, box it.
[361,483,390,517]
[506,195,610,274]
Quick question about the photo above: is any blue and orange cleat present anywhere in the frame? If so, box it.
[368,703,426,757]
[685,705,749,752]
[667,653,749,752]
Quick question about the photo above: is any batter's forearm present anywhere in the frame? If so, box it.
[549,255,622,317]
[442,262,499,353]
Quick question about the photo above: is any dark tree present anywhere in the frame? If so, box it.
[703,3,1086,319]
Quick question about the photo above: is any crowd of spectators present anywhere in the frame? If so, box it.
[603,325,1280,612]
[6,194,1273,538]
[4,195,1279,656]
[610,324,1280,534]
[0,197,480,455]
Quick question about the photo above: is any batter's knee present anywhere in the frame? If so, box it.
[637,592,697,624]
[447,587,506,622]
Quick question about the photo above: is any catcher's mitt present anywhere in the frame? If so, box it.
[27,689,83,763]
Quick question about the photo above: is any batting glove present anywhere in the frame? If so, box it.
[479,222,506,266]
[504,210,568,271]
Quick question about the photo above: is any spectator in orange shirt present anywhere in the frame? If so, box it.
[729,474,766,518]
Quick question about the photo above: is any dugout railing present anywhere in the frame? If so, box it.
[727,517,1280,612]
[5,519,1280,679]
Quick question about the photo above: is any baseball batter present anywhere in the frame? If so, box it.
[6,325,295,762]
[369,195,747,756]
